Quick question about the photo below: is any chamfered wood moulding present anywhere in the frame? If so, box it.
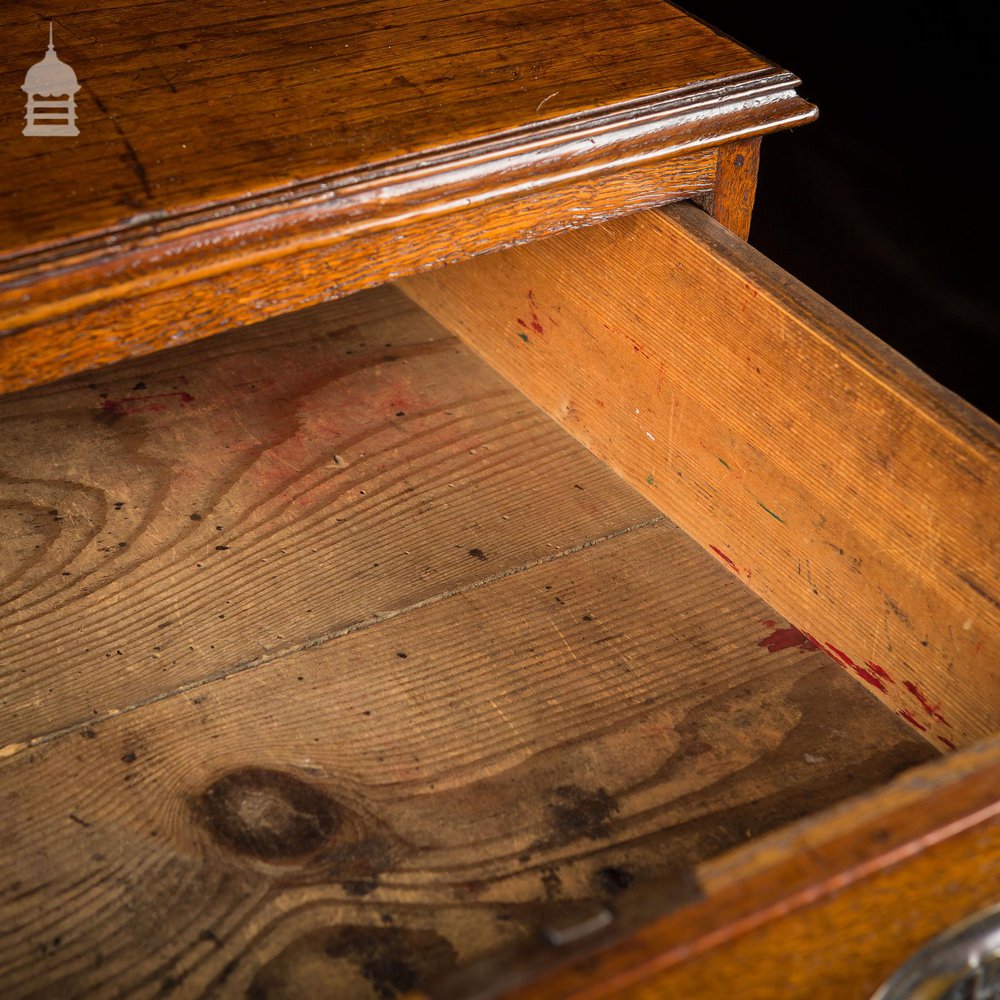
[0,0,814,392]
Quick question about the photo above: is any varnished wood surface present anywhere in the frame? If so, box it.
[399,203,1000,750]
[0,2,815,392]
[455,734,1000,1000]
[0,286,934,998]
[0,149,718,394]
[705,136,761,240]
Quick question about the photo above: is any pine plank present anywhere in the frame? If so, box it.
[0,285,935,998]
[468,736,1000,1000]
[0,286,655,752]
[0,525,935,999]
[399,202,1000,750]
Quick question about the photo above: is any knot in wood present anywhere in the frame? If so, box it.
[195,766,340,861]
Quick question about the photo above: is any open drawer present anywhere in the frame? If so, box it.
[1,201,996,999]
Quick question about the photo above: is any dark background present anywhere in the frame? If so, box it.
[683,5,998,419]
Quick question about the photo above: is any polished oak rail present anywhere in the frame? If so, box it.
[0,1,814,392]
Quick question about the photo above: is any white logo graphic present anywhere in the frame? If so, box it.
[22,23,80,137]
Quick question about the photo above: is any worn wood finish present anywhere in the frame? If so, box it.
[0,285,664,751]
[0,2,815,392]
[0,150,718,395]
[399,202,1000,749]
[0,284,936,998]
[0,525,936,1000]
[443,735,1000,1000]
[705,137,762,240]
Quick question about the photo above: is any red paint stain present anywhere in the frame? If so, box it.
[519,290,544,335]
[824,642,857,669]
[758,626,818,654]
[822,644,893,692]
[850,664,888,693]
[761,619,777,629]
[100,391,194,416]
[937,736,957,751]
[864,660,895,685]
[903,680,949,725]
[898,709,926,732]
[709,545,739,573]
[623,333,652,360]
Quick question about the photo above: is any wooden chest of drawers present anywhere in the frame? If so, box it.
[1,3,996,998]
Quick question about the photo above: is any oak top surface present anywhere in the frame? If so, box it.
[0,0,774,264]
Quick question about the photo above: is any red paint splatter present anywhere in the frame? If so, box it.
[709,546,739,573]
[897,709,926,732]
[824,642,857,669]
[903,680,949,725]
[864,660,895,685]
[100,391,194,416]
[821,644,895,692]
[937,736,957,751]
[623,334,652,360]
[851,664,888,693]
[761,619,777,629]
[758,626,818,654]
[519,290,545,335]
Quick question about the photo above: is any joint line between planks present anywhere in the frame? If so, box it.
[0,514,667,763]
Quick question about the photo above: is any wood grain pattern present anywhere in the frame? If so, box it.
[705,137,762,240]
[0,149,717,394]
[0,1,815,392]
[458,735,1000,1000]
[398,203,1000,749]
[0,284,934,998]
[0,525,935,1000]
[0,285,660,751]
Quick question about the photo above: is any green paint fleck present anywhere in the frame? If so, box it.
[646,473,655,486]
[718,457,731,470]
[756,500,785,524]
[517,332,529,343]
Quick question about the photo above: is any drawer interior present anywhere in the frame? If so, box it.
[401,202,1000,753]
[2,264,978,997]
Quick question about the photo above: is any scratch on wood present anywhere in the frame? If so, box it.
[957,573,1000,612]
[0,516,667,762]
[90,90,154,200]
